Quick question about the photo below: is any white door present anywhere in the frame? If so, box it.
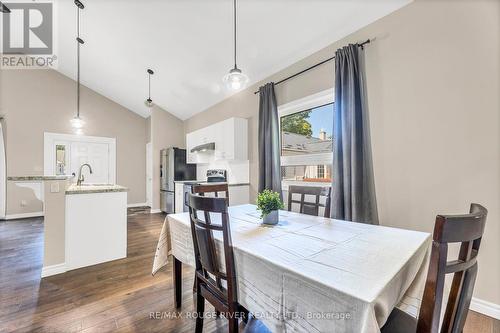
[70,142,110,184]
[146,142,152,207]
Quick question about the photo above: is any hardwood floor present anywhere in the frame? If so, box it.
[0,208,498,332]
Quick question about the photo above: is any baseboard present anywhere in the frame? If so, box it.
[41,263,67,278]
[127,203,149,208]
[471,297,500,320]
[150,208,162,214]
[4,211,44,220]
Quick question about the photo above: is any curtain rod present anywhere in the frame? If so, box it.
[253,39,371,95]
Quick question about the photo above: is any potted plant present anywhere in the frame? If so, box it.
[256,189,284,225]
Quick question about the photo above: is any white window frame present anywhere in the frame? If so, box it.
[278,88,334,189]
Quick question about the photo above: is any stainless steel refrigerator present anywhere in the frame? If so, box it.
[160,147,196,213]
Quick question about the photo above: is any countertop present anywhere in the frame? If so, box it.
[8,175,74,181]
[173,180,250,187]
[65,184,129,195]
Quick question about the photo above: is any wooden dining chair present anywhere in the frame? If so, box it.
[381,203,488,333]
[187,193,246,333]
[287,185,331,218]
[190,183,230,299]
[192,183,230,204]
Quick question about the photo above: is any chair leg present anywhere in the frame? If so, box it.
[242,309,249,323]
[195,286,205,333]
[228,317,238,333]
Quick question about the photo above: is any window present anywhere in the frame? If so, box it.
[317,165,325,179]
[55,144,67,175]
[279,89,334,188]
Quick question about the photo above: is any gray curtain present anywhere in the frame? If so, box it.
[258,82,282,196]
[331,44,378,224]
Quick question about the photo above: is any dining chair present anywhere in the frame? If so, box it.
[190,183,230,301]
[187,193,246,333]
[381,203,488,333]
[287,185,331,218]
[192,183,230,204]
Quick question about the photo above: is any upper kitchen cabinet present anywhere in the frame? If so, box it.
[186,117,248,164]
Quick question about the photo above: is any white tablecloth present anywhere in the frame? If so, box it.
[153,204,430,333]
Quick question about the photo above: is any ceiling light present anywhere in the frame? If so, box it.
[71,0,86,132]
[145,69,154,108]
[70,116,85,129]
[223,0,248,91]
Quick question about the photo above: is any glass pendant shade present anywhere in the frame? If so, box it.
[70,116,85,129]
[145,98,154,108]
[223,67,249,91]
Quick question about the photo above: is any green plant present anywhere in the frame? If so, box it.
[256,189,284,218]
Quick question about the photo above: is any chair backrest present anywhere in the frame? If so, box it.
[192,183,230,205]
[287,185,331,218]
[417,203,488,333]
[187,193,237,305]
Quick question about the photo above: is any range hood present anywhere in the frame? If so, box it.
[190,142,215,153]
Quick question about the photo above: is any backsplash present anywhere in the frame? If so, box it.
[196,159,249,184]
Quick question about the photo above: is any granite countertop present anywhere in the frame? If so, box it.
[65,184,129,195]
[173,180,250,187]
[8,175,74,181]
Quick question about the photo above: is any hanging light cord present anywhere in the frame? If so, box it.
[148,73,151,100]
[76,4,81,118]
[233,0,237,69]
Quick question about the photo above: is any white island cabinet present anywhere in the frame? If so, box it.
[65,184,128,271]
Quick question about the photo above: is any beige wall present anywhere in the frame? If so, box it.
[146,116,151,143]
[150,106,185,210]
[0,69,148,212]
[43,179,68,267]
[185,0,500,305]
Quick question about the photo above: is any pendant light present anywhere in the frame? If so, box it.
[145,69,154,108]
[0,1,11,13]
[71,0,85,131]
[222,0,248,91]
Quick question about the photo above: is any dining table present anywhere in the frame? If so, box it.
[152,204,431,333]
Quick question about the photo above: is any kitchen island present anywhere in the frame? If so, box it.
[65,184,128,271]
[8,177,129,277]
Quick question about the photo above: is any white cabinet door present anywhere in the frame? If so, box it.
[66,191,127,270]
[70,142,110,184]
[214,118,248,161]
[186,130,207,164]
[186,131,196,164]
[174,182,184,213]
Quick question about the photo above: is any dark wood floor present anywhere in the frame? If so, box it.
[0,208,498,332]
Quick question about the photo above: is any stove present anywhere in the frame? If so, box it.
[206,169,227,183]
[182,169,227,211]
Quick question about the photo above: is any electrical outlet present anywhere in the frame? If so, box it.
[20,200,27,207]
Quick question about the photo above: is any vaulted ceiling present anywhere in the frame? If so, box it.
[55,0,411,119]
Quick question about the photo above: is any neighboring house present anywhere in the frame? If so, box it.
[281,130,332,183]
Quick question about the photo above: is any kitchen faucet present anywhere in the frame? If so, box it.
[77,163,93,186]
